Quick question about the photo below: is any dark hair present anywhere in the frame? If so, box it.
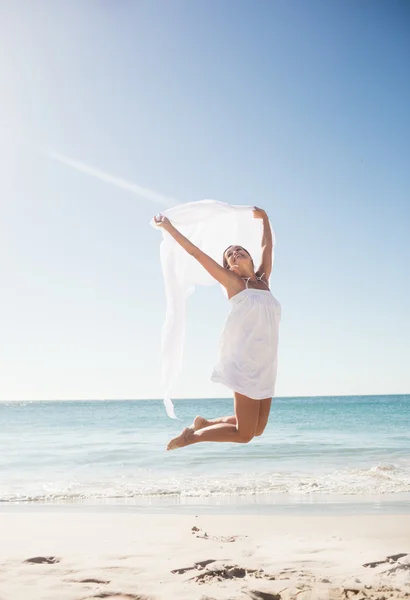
[223,245,252,270]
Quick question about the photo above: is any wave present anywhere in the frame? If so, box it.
[1,463,410,503]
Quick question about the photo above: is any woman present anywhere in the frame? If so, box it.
[154,207,281,451]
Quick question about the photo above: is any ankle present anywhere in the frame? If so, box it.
[185,427,196,443]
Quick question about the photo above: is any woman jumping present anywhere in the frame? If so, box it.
[154,207,281,451]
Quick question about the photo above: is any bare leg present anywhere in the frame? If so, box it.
[192,397,271,435]
[167,393,260,450]
[254,398,272,436]
[191,415,236,430]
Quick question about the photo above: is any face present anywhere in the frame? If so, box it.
[224,246,252,270]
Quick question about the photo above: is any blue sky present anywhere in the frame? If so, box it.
[1,0,409,401]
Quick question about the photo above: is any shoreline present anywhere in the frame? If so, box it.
[1,512,409,599]
[1,491,410,516]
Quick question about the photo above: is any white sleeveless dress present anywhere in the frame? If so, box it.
[211,281,281,399]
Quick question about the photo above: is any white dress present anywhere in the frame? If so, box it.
[211,280,281,399]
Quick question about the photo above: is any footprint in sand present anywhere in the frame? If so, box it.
[178,563,275,584]
[81,594,152,600]
[364,552,408,567]
[171,559,218,574]
[67,578,110,585]
[192,565,247,582]
[246,592,282,600]
[24,556,60,564]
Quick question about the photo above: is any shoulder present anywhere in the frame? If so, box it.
[256,269,267,280]
[225,272,246,296]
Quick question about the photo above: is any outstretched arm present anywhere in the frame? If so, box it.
[154,215,239,291]
[253,207,273,280]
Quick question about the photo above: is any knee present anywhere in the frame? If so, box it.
[237,432,255,444]
[254,426,266,437]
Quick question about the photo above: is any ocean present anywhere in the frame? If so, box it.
[1,395,409,513]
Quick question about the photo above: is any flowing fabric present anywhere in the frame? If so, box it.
[150,200,275,418]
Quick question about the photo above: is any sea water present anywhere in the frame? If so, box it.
[1,395,409,512]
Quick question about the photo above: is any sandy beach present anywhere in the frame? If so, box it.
[0,511,409,600]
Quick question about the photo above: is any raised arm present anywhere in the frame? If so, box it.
[154,215,240,292]
[253,207,273,280]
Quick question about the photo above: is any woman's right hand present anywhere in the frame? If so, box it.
[154,214,171,229]
[253,206,267,220]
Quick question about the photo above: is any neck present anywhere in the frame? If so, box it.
[239,266,257,280]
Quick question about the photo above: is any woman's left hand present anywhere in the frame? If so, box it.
[253,206,267,220]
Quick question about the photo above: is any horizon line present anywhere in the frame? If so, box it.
[1,393,409,403]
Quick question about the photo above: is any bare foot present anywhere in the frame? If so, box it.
[167,427,195,451]
[191,416,209,431]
